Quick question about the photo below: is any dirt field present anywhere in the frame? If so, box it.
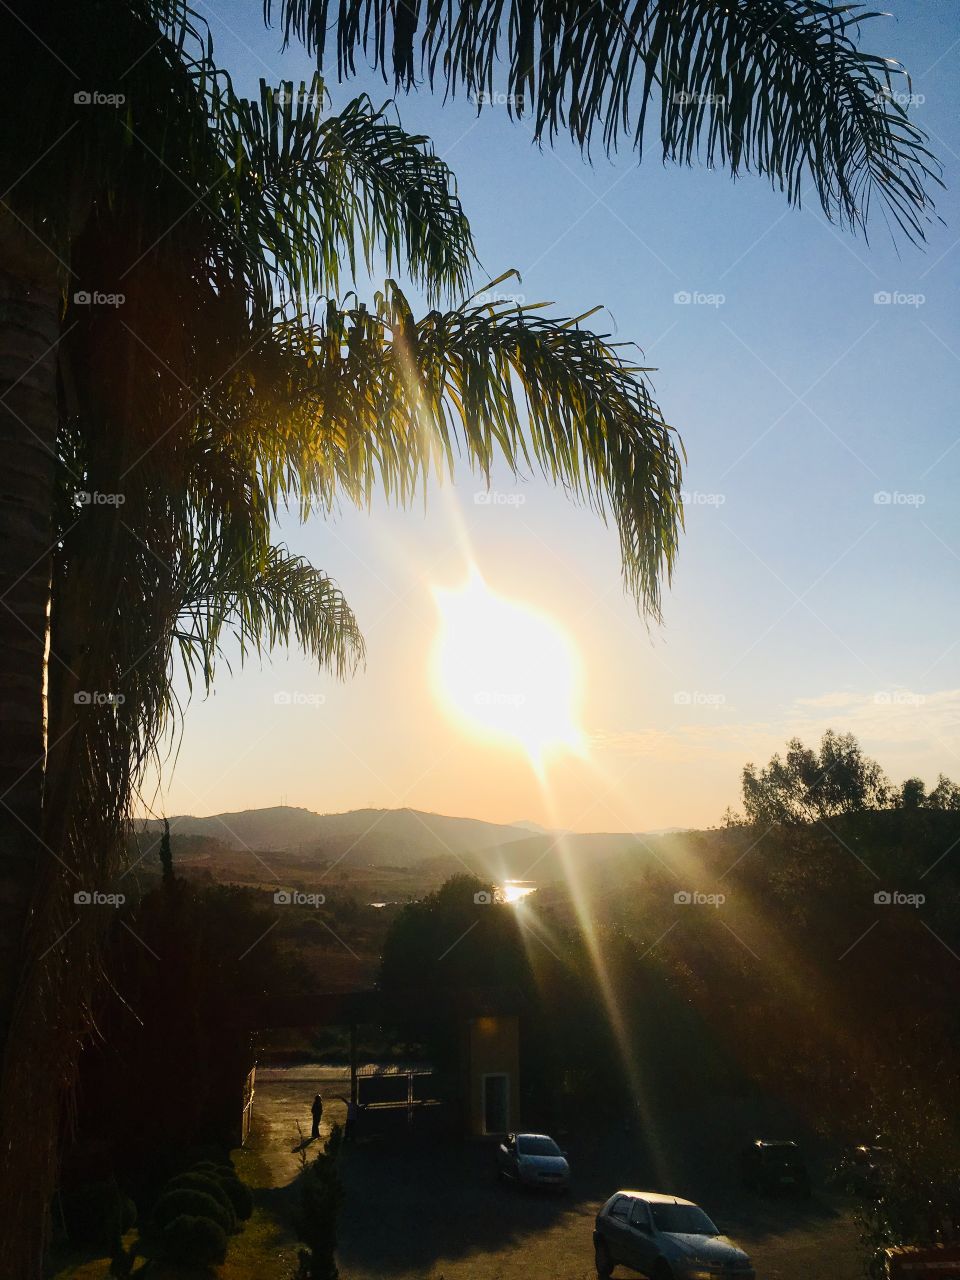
[250,1067,865,1280]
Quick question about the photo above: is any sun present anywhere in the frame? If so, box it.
[431,567,584,770]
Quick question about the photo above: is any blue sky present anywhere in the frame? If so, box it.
[152,1,960,831]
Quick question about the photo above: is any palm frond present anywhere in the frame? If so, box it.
[232,280,683,618]
[269,0,940,240]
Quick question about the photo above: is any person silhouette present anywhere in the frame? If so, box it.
[310,1092,324,1139]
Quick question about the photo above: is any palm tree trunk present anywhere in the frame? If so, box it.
[0,217,61,1276]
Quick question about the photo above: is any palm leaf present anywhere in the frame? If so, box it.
[268,0,940,240]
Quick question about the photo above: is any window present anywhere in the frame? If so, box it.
[609,1196,631,1220]
[629,1201,651,1230]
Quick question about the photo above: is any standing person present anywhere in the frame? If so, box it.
[310,1092,324,1140]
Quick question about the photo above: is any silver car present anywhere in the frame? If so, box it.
[496,1132,570,1190]
[593,1190,755,1279]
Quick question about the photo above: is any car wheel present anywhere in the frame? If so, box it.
[594,1239,614,1278]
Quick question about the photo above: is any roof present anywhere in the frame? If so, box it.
[613,1191,697,1206]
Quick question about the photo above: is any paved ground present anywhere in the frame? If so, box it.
[249,1068,865,1280]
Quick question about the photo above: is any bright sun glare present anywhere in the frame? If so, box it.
[431,567,584,771]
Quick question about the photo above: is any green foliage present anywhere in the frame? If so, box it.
[218,1175,254,1222]
[161,1213,229,1267]
[164,1172,237,1231]
[154,1187,234,1236]
[269,0,940,242]
[742,730,891,824]
[295,1144,344,1280]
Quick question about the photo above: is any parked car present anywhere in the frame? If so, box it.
[593,1190,755,1279]
[740,1138,811,1196]
[496,1132,570,1190]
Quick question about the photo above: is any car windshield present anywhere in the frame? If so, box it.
[517,1136,561,1157]
[650,1204,719,1236]
[765,1147,802,1167]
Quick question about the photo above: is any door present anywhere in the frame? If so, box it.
[482,1073,510,1134]
[627,1198,659,1273]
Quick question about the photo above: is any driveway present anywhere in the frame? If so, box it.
[249,1069,865,1280]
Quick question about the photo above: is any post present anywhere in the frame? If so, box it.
[349,1022,358,1105]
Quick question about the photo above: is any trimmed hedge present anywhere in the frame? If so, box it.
[162,1213,228,1266]
[219,1175,254,1221]
[164,1172,237,1230]
[154,1187,233,1236]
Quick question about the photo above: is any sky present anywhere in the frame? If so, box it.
[148,0,960,833]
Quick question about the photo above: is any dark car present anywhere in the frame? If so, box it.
[740,1139,811,1196]
[593,1190,755,1279]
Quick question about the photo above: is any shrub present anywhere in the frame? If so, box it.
[162,1214,228,1267]
[165,1172,237,1229]
[154,1187,233,1235]
[219,1175,254,1221]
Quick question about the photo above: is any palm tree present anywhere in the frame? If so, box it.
[271,0,939,242]
[0,7,680,1268]
[0,0,938,1270]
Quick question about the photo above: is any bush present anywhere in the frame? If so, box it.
[219,1175,254,1221]
[165,1172,237,1230]
[154,1187,233,1236]
[162,1214,228,1267]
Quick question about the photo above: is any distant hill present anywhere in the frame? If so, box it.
[138,806,541,867]
[136,806,671,878]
